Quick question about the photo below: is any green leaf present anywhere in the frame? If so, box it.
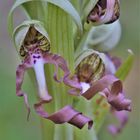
[8,0,82,36]
[22,1,46,22]
[115,49,134,81]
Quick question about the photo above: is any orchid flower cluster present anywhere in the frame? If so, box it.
[8,0,134,139]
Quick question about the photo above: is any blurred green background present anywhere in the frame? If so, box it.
[0,1,139,140]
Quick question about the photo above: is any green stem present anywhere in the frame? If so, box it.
[40,3,75,140]
[74,98,98,140]
[22,3,55,140]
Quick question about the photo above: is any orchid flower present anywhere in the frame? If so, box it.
[16,25,93,129]
[15,23,131,132]
[75,50,131,111]
[74,50,131,134]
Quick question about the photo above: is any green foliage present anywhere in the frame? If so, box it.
[115,50,134,81]
[8,0,83,36]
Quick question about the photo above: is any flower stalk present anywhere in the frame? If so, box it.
[42,4,76,140]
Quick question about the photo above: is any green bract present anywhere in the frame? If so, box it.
[88,21,121,52]
[8,0,83,36]
[75,21,121,59]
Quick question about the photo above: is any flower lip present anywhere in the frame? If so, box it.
[32,52,52,102]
